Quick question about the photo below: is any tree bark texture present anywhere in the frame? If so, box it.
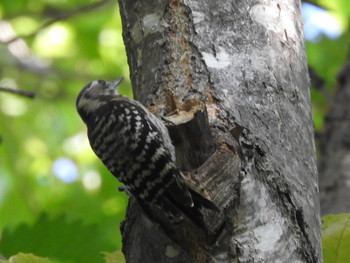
[318,60,350,215]
[118,0,322,262]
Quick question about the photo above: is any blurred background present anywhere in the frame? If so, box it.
[0,0,349,262]
[0,0,130,262]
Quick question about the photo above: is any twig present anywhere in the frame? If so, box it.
[0,87,36,99]
[1,0,110,45]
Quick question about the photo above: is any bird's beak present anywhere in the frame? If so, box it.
[110,78,124,90]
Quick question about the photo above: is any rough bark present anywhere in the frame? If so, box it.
[318,60,350,215]
[118,0,322,262]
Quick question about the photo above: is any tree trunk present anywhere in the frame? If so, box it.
[318,59,350,215]
[118,0,323,262]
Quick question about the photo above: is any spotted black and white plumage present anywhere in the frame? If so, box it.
[76,78,217,228]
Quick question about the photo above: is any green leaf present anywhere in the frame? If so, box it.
[103,251,125,263]
[322,214,350,263]
[0,253,54,263]
[318,0,350,16]
[0,214,118,263]
[307,34,349,87]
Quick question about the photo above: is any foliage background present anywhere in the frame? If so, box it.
[0,0,130,262]
[0,0,349,262]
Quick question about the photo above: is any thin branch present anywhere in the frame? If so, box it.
[1,0,110,45]
[0,87,36,99]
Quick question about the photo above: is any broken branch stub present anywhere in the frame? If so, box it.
[164,98,215,171]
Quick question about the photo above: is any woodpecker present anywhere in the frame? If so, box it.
[76,78,217,228]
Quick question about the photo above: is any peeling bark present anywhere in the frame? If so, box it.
[118,0,322,262]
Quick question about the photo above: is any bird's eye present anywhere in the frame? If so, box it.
[98,80,106,85]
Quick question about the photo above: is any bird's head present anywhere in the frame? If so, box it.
[76,78,123,119]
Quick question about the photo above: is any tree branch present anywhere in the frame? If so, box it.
[0,87,36,99]
[0,0,110,45]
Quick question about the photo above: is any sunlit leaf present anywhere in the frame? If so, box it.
[318,0,350,16]
[322,214,350,263]
[1,253,54,263]
[103,251,125,263]
[0,214,119,263]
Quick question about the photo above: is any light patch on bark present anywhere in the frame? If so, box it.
[137,49,142,67]
[130,12,163,44]
[142,13,163,35]
[250,4,299,48]
[131,22,143,43]
[236,175,292,260]
[201,48,231,69]
[165,245,180,258]
[192,11,205,24]
[250,4,282,32]
[253,216,284,252]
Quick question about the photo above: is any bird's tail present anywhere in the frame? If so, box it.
[164,175,219,230]
[136,175,219,231]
